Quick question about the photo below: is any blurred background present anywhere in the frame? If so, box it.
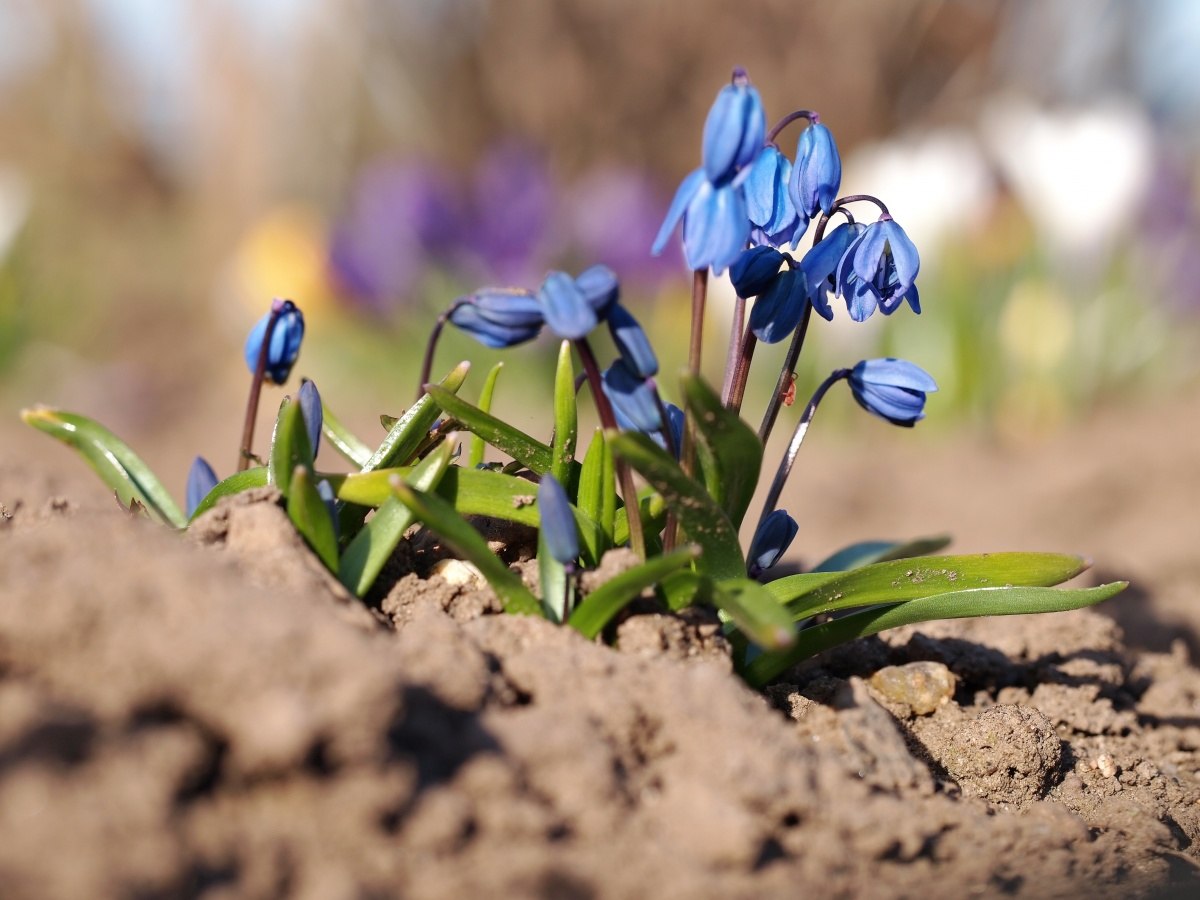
[2,0,1199,498]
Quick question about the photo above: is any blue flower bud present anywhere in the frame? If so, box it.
[789,121,842,218]
[835,217,920,322]
[575,264,620,315]
[848,358,937,427]
[447,288,544,349]
[664,403,685,460]
[537,473,579,565]
[748,268,809,345]
[747,509,798,577]
[185,456,219,519]
[606,303,659,379]
[244,299,305,384]
[297,380,323,460]
[602,359,662,435]
[745,146,805,247]
[730,246,785,299]
[702,69,766,184]
[538,270,598,340]
[797,222,863,321]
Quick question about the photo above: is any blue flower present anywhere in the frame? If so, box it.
[185,456,219,518]
[663,403,685,459]
[835,217,921,322]
[602,359,663,435]
[538,474,579,565]
[702,68,766,185]
[745,146,805,247]
[789,121,841,219]
[574,264,620,315]
[747,509,798,578]
[848,358,937,427]
[748,268,808,344]
[448,288,544,348]
[538,271,599,340]
[795,221,863,321]
[244,299,304,384]
[729,246,785,299]
[297,380,323,459]
[606,303,659,379]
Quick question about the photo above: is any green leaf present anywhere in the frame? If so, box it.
[188,467,268,522]
[468,362,504,470]
[660,570,710,611]
[338,442,452,597]
[551,340,578,490]
[362,361,469,472]
[308,382,372,468]
[424,382,556,474]
[681,373,762,527]
[578,428,615,544]
[538,535,571,623]
[390,482,542,616]
[611,488,667,547]
[766,552,1091,619]
[812,535,953,573]
[286,466,340,573]
[21,407,186,528]
[744,582,1129,687]
[569,547,701,639]
[609,431,744,580]
[711,578,795,651]
[268,396,313,499]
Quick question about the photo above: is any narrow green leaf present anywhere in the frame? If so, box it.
[424,383,555,474]
[310,383,372,467]
[551,340,578,490]
[391,482,542,616]
[711,578,795,651]
[578,428,615,543]
[813,535,953,573]
[468,362,504,470]
[338,442,452,597]
[766,552,1091,618]
[362,361,469,472]
[660,569,710,612]
[609,430,744,580]
[21,407,186,528]
[268,396,313,499]
[681,373,762,527]
[286,466,340,573]
[188,467,268,521]
[744,582,1129,687]
[538,535,570,623]
[612,488,666,547]
[569,547,701,639]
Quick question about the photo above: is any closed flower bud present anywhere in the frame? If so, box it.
[702,68,766,184]
[730,246,785,299]
[574,264,620,315]
[748,509,799,577]
[297,380,323,459]
[537,474,579,565]
[606,303,659,378]
[244,299,304,384]
[848,358,937,427]
[538,270,599,340]
[748,268,809,345]
[602,359,663,435]
[448,288,544,349]
[789,121,842,218]
[185,456,219,519]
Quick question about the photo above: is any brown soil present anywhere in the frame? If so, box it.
[2,389,1200,898]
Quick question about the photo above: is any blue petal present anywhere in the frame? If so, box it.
[602,360,662,434]
[846,278,879,323]
[747,508,798,575]
[744,147,782,228]
[652,168,706,257]
[790,123,842,218]
[702,84,745,183]
[538,474,579,564]
[800,222,860,293]
[185,456,219,519]
[853,358,938,393]
[575,264,620,314]
[880,219,920,288]
[684,179,749,273]
[464,288,544,327]
[851,383,926,426]
[665,403,685,460]
[244,301,305,384]
[730,246,785,299]
[903,283,921,315]
[607,303,659,378]
[538,271,598,340]
[297,380,323,460]
[736,87,767,173]
[851,222,889,284]
[449,303,542,348]
[749,269,807,344]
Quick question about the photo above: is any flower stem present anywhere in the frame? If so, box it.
[757,368,849,526]
[237,300,284,472]
[757,303,812,443]
[725,329,758,413]
[574,337,646,560]
[417,307,455,403]
[720,294,746,404]
[830,193,890,219]
[666,268,708,553]
[766,109,817,145]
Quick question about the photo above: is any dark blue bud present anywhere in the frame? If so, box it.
[729,246,785,299]
[682,179,750,274]
[538,271,598,340]
[537,474,579,565]
[297,380,322,460]
[244,299,304,384]
[748,268,809,344]
[185,456,219,519]
[606,303,659,379]
[745,146,806,247]
[664,403,685,460]
[602,359,663,435]
[789,122,842,218]
[702,71,766,184]
[848,358,937,427]
[747,509,798,577]
[447,288,544,349]
[575,264,620,315]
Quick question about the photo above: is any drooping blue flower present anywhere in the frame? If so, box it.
[702,68,766,185]
[835,217,921,322]
[575,263,620,315]
[748,268,809,344]
[448,288,544,348]
[729,246,785,299]
[789,121,842,218]
[244,299,305,384]
[747,509,798,577]
[796,221,863,321]
[745,146,805,247]
[297,380,323,459]
[606,303,659,379]
[185,456,219,519]
[602,359,663,435]
[651,175,750,274]
[537,474,579,565]
[848,358,937,427]
[538,271,599,340]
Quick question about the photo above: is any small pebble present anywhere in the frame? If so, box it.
[430,558,486,587]
[1094,753,1118,778]
[869,661,956,715]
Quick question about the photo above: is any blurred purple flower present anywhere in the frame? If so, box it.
[568,169,676,284]
[471,142,555,283]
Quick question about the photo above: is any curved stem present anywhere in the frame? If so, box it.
[830,193,890,219]
[757,369,849,527]
[417,306,457,403]
[757,303,813,443]
[237,300,284,472]
[766,110,818,146]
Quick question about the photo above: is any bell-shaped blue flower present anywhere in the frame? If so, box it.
[538,474,579,565]
[702,68,766,185]
[244,299,304,384]
[745,146,805,247]
[836,217,921,322]
[680,179,750,275]
[606,303,658,379]
[848,358,937,427]
[538,271,599,340]
[448,288,544,348]
[297,380,323,459]
[575,264,620,315]
[185,456,219,519]
[796,221,863,321]
[748,268,809,345]
[729,246,785,299]
[602,359,663,435]
[789,121,842,218]
[747,509,798,578]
